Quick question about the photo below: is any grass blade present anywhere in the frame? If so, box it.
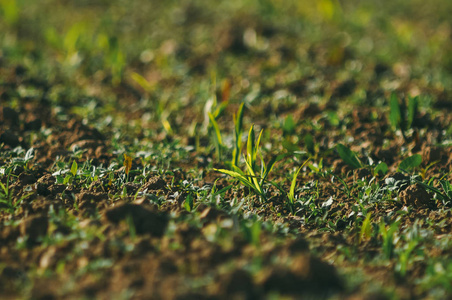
[288,158,310,204]
[389,92,401,130]
[214,168,256,191]
[208,112,223,146]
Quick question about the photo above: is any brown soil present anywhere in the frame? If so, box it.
[1,70,452,299]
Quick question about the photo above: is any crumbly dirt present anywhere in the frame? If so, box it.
[1,64,452,299]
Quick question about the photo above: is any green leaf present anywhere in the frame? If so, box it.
[374,162,389,176]
[232,103,245,167]
[212,185,233,197]
[244,158,263,194]
[255,129,263,162]
[70,160,78,177]
[208,112,223,146]
[235,102,245,136]
[282,139,300,152]
[184,194,193,212]
[359,212,373,243]
[214,168,256,191]
[130,72,154,92]
[327,111,340,126]
[289,167,302,204]
[398,154,422,172]
[283,115,295,134]
[63,174,72,185]
[56,175,64,184]
[247,125,255,165]
[336,144,362,169]
[261,154,283,183]
[389,92,401,130]
[288,158,310,204]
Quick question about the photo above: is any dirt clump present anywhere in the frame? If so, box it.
[142,176,168,191]
[104,203,168,237]
[0,130,20,148]
[20,215,49,245]
[219,269,258,299]
[398,184,433,208]
[422,146,443,164]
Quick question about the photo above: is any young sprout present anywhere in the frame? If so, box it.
[123,153,132,182]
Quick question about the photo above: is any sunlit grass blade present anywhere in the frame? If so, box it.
[288,158,310,205]
[214,168,257,191]
[232,102,245,167]
[247,125,256,166]
[244,157,263,195]
[208,112,223,146]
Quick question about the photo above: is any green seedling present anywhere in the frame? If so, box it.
[208,112,224,160]
[215,125,280,201]
[359,212,373,243]
[395,239,419,277]
[389,93,402,132]
[61,160,78,185]
[241,219,261,247]
[0,175,15,213]
[389,93,419,140]
[379,220,400,259]
[123,153,132,183]
[288,158,311,209]
[0,173,32,214]
[204,75,230,160]
[282,115,296,136]
[184,194,194,212]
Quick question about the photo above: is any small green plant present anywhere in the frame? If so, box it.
[0,173,31,214]
[379,219,400,259]
[395,239,419,277]
[287,158,311,210]
[0,175,14,213]
[389,93,419,140]
[123,153,132,183]
[208,112,224,160]
[215,125,279,201]
[60,160,78,185]
[204,76,229,160]
[359,212,373,243]
[241,218,262,247]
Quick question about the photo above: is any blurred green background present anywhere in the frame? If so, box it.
[1,0,452,135]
